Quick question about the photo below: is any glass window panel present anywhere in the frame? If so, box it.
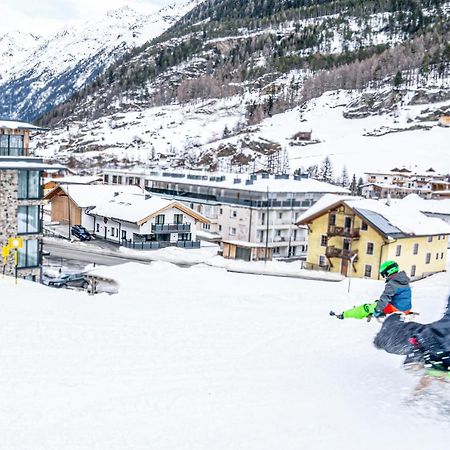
[9,135,24,153]
[17,240,39,268]
[28,206,40,233]
[0,135,8,153]
[18,206,28,234]
[28,171,40,199]
[17,246,27,268]
[18,171,28,199]
[27,240,39,267]
[17,206,40,234]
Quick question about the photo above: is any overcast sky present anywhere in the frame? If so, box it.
[2,0,175,36]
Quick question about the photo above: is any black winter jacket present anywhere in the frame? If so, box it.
[374,295,450,359]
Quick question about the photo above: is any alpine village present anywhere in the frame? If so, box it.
[1,0,450,448]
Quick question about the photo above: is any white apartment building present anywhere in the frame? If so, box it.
[364,168,449,199]
[102,169,349,260]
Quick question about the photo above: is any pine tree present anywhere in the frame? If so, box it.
[393,70,403,87]
[319,156,334,183]
[350,174,358,195]
[357,177,364,196]
[340,165,349,187]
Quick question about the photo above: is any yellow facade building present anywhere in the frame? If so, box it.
[297,195,450,280]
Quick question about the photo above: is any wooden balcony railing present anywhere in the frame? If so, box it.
[328,225,360,239]
[326,246,358,260]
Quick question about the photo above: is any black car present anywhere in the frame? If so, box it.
[71,225,92,241]
[47,273,89,289]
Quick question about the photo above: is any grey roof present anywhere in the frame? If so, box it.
[353,208,407,238]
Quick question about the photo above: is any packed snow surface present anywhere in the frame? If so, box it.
[1,261,449,449]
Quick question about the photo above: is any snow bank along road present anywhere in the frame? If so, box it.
[0,261,449,449]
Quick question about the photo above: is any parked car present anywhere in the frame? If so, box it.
[47,273,89,289]
[71,225,92,241]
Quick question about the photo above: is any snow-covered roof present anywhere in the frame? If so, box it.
[0,159,61,170]
[45,184,143,208]
[397,194,450,216]
[104,169,350,194]
[89,192,208,224]
[0,119,47,131]
[297,194,450,237]
[45,175,102,185]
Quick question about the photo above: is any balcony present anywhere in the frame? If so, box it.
[328,225,360,239]
[151,223,191,233]
[326,246,358,261]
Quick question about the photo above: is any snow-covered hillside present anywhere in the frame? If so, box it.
[35,83,450,177]
[1,261,449,448]
[0,31,41,81]
[0,0,203,121]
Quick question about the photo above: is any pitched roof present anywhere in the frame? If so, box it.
[89,192,209,224]
[44,184,143,208]
[297,194,450,238]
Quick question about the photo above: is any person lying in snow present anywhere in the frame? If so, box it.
[331,260,412,320]
[373,294,450,383]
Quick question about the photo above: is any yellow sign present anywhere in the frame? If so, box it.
[1,245,10,258]
[8,237,23,249]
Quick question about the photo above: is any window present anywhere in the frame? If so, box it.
[121,230,127,240]
[364,265,372,278]
[361,221,368,231]
[411,265,416,277]
[18,170,40,199]
[278,212,283,220]
[17,206,40,234]
[178,233,191,241]
[276,230,282,237]
[96,223,100,232]
[427,236,433,243]
[366,242,374,255]
[155,214,165,225]
[219,208,223,215]
[174,214,183,224]
[104,175,109,183]
[218,225,222,231]
[329,214,336,226]
[17,239,39,268]
[229,227,237,236]
[0,134,24,156]
[320,235,328,247]
[425,253,431,264]
[441,253,444,259]
[112,175,117,184]
[230,210,237,218]
[202,223,210,230]
[413,243,419,255]
[395,245,401,257]
[436,253,439,260]
[111,227,115,236]
[319,255,327,267]
[261,212,265,225]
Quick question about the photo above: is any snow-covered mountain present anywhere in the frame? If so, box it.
[0,1,203,121]
[34,82,450,178]
[0,31,41,81]
[32,0,449,178]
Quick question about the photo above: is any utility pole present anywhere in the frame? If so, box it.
[265,186,270,262]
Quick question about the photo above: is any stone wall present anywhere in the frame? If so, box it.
[0,170,41,280]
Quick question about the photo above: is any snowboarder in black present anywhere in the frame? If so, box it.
[373,294,450,383]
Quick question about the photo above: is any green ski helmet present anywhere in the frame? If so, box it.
[379,260,399,278]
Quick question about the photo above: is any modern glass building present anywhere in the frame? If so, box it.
[0,120,52,281]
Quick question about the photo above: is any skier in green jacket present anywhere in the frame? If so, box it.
[331,260,412,320]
